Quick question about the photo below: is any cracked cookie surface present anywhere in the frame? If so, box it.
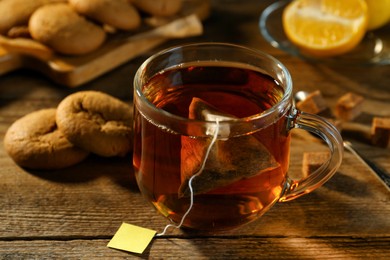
[56,91,133,157]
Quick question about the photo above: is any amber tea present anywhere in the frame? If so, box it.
[133,43,343,232]
[133,65,291,230]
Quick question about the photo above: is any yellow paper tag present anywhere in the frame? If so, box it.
[107,223,156,254]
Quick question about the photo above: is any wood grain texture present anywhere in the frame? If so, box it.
[0,238,389,259]
[0,0,389,258]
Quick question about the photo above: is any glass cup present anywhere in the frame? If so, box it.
[133,42,343,231]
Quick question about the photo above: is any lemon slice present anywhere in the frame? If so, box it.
[282,0,368,57]
[365,0,390,30]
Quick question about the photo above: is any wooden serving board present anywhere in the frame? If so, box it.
[0,0,210,88]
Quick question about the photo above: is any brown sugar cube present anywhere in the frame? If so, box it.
[302,152,330,178]
[341,121,371,143]
[335,92,364,121]
[296,90,328,114]
[371,117,390,148]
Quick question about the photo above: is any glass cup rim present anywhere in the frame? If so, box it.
[134,42,293,133]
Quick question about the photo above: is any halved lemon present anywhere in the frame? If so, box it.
[282,0,368,57]
[365,0,390,30]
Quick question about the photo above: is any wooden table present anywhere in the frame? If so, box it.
[1,1,389,258]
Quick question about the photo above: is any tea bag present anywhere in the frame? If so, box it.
[179,98,280,197]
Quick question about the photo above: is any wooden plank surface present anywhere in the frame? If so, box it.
[0,0,389,258]
[1,238,389,259]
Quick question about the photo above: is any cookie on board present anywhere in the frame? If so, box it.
[132,0,182,17]
[29,3,106,55]
[69,0,141,31]
[0,0,62,35]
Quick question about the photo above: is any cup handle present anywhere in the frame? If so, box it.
[279,108,344,202]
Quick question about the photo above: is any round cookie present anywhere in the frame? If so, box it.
[56,91,133,157]
[132,0,182,17]
[4,108,89,170]
[0,0,51,35]
[29,3,106,55]
[69,0,141,31]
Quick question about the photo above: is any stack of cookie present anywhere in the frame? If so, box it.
[0,0,183,55]
[4,91,133,170]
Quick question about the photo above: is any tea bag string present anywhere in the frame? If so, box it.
[156,119,220,236]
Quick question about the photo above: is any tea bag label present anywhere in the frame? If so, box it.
[179,98,280,197]
[107,223,156,254]
[204,113,232,138]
